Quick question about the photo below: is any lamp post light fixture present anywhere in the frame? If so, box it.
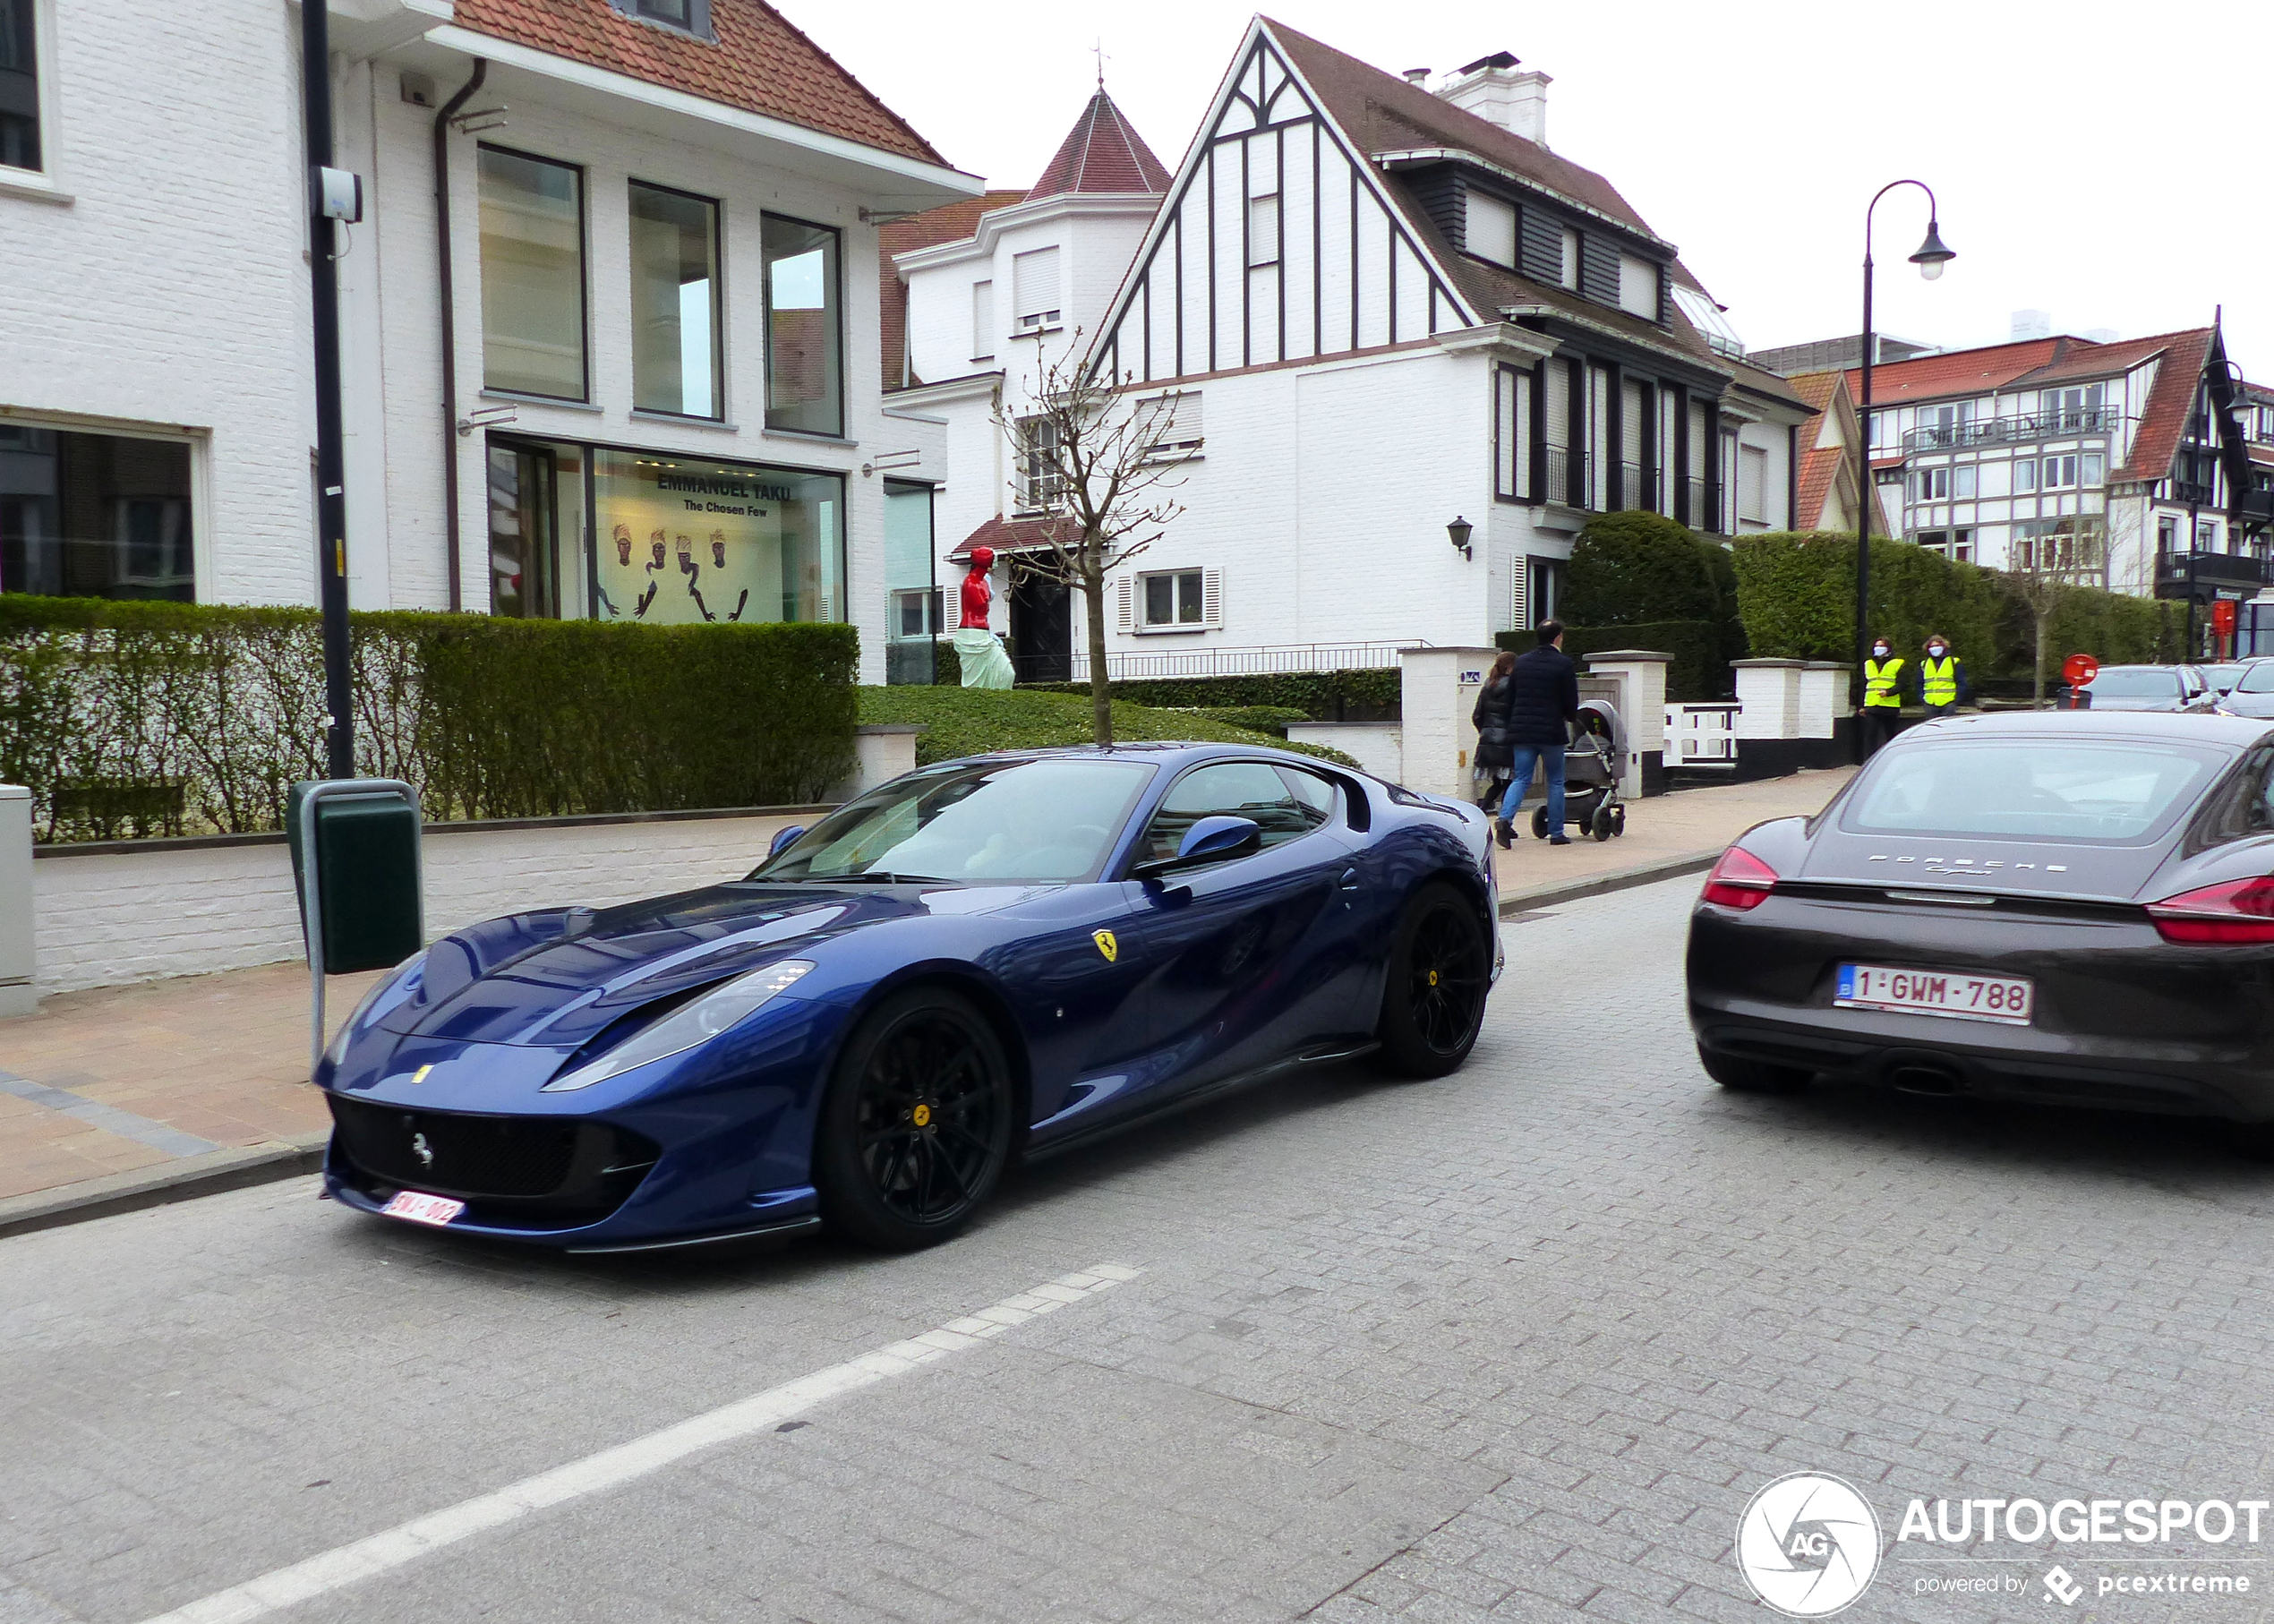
[1447,516,1474,560]
[1854,180,1954,762]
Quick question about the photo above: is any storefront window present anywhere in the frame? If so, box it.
[479,147,587,401]
[884,481,937,683]
[591,449,841,626]
[0,425,194,601]
[629,182,722,419]
[762,215,842,437]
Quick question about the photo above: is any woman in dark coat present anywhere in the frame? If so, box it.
[1471,649,1518,809]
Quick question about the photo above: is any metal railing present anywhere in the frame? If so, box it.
[1684,478,1716,532]
[1614,462,1661,514]
[1069,639,1424,682]
[1901,406,2124,452]
[1541,447,1578,508]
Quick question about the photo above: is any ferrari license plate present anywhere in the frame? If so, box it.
[1836,962,2032,1024]
[380,1191,466,1227]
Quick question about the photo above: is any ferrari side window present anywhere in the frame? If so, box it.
[1144,762,1323,862]
[1276,765,1338,825]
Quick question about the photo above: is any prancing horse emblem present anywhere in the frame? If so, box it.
[411,1132,434,1168]
[1093,929,1118,963]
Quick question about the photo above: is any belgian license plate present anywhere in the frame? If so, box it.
[380,1191,466,1227]
[1835,962,2033,1025]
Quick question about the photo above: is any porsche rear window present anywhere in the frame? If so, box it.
[1844,739,2227,843]
[2082,669,2179,698]
[754,758,1154,884]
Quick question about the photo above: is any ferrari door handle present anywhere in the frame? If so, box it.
[1338,868,1362,890]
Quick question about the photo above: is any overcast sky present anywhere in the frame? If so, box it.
[808,0,2274,374]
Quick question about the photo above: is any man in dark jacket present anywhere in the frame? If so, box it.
[1496,620,1582,848]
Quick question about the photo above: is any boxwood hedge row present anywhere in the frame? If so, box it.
[0,596,857,843]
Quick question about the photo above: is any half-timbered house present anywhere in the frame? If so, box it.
[1065,21,1814,677]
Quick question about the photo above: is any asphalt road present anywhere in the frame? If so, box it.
[9,877,2274,1624]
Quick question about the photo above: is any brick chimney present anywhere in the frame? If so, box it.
[1437,52,1552,148]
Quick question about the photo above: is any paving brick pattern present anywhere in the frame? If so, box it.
[7,875,2274,1621]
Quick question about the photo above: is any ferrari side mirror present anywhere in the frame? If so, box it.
[768,825,805,856]
[1133,815,1262,882]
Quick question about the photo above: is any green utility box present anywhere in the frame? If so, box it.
[287,780,423,974]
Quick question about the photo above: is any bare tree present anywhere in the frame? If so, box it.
[2004,527,2108,707]
[990,331,1196,744]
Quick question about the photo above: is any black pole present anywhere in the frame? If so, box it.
[303,0,354,779]
[1853,252,1875,762]
[433,60,487,614]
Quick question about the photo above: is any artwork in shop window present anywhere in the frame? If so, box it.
[589,450,842,626]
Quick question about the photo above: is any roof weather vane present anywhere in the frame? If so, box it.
[1091,38,1107,90]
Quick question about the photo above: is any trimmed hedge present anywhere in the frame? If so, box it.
[858,687,1361,768]
[1191,705,1312,737]
[0,596,857,842]
[1729,531,2185,681]
[1022,668,1401,722]
[1564,511,1726,626]
[1495,620,1727,703]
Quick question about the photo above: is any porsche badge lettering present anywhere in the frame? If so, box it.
[1094,929,1118,963]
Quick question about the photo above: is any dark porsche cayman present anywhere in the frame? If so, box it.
[1689,711,2274,1130]
[318,744,1502,1252]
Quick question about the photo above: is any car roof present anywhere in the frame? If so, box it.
[1902,710,2274,748]
[929,740,1329,769]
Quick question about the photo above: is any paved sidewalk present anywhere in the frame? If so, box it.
[0,766,1850,1216]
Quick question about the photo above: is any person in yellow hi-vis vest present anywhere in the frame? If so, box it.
[1860,635,1907,758]
[1919,633,1970,718]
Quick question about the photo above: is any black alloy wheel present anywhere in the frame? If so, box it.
[1373,880,1491,1078]
[816,987,1013,1250]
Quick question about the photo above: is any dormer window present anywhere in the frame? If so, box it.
[609,0,714,39]
[1616,252,1659,321]
[1467,192,1517,269]
[1558,227,1580,291]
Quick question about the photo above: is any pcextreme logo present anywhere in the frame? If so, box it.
[1735,1472,1884,1617]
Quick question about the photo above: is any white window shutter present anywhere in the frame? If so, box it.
[1116,576,1133,631]
[1201,568,1222,627]
[1013,245,1061,322]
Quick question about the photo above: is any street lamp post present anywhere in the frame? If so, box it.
[1853,182,1954,760]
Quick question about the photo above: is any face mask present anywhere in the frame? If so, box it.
[1873,645,1890,658]
[1928,645,1945,657]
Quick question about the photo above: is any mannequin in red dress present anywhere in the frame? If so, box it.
[951,545,1014,688]
[959,546,996,628]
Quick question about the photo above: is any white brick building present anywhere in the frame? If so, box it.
[887,22,1814,682]
[0,0,978,683]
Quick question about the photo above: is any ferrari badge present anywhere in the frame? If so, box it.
[1093,929,1118,963]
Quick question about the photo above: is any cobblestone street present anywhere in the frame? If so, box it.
[7,876,2274,1623]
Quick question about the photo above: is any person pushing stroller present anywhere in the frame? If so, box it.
[1473,619,1582,849]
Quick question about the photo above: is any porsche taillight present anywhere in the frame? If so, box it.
[1701,846,1779,910]
[2147,877,2274,944]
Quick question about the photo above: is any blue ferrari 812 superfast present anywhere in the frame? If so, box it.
[317,743,1502,1252]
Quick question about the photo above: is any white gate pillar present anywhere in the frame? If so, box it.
[1581,651,1671,798]
[0,785,33,1017]
[1397,645,1504,799]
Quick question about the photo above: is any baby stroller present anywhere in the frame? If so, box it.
[1526,699,1628,842]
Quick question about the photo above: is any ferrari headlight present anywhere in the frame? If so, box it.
[324,948,428,1069]
[541,960,814,1093]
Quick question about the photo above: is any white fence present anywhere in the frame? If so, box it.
[1069,640,1422,681]
[1666,703,1740,765]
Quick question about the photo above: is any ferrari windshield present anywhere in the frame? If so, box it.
[753,757,1155,884]
[1844,739,2226,843]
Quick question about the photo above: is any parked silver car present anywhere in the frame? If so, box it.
[2067,664,2220,714]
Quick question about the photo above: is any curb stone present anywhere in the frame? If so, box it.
[0,1130,330,1242]
[4,855,1724,1241]
[1498,848,1720,918]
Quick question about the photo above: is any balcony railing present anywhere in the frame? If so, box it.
[1541,446,1579,508]
[1901,406,2124,453]
[1616,462,1662,515]
[1684,478,1716,532]
[2156,549,2274,596]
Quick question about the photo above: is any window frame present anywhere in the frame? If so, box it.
[0,414,210,602]
[626,176,725,423]
[1012,244,1064,332]
[605,0,715,39]
[476,143,593,405]
[1466,190,1518,270]
[970,278,995,363]
[0,0,57,190]
[1246,194,1280,268]
[1140,568,1205,628]
[759,210,845,439]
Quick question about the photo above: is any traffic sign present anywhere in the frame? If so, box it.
[2063,654,2100,687]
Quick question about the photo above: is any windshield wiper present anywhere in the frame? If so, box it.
[808,870,957,885]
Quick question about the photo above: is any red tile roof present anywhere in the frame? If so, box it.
[1839,337,2070,408]
[877,188,1026,389]
[1784,369,1892,534]
[2113,329,2214,484]
[1028,90,1173,199]
[947,513,1074,560]
[452,0,946,166]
